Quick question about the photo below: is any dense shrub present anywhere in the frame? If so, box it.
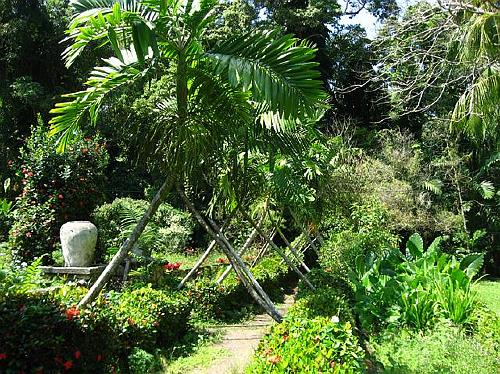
[320,198,398,280]
[350,233,483,331]
[287,287,354,324]
[247,317,365,373]
[92,197,194,261]
[8,124,108,263]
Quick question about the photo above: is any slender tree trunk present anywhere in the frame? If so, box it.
[178,240,216,289]
[251,229,276,267]
[178,188,282,322]
[177,217,233,289]
[79,177,173,307]
[240,209,315,291]
[275,226,310,272]
[290,210,320,256]
[216,214,264,284]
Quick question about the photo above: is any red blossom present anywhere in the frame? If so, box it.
[58,194,64,200]
[0,353,8,359]
[73,351,81,360]
[163,262,182,271]
[65,307,80,320]
[282,335,289,342]
[63,360,73,370]
[96,354,102,362]
[216,257,228,264]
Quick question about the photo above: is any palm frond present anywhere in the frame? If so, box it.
[206,30,327,124]
[63,0,159,67]
[460,12,499,63]
[49,51,150,152]
[451,67,500,143]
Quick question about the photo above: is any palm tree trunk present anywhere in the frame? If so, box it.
[178,188,282,322]
[240,209,315,291]
[79,177,173,307]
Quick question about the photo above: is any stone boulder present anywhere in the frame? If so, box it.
[60,221,98,267]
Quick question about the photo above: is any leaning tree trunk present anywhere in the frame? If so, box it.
[216,214,264,284]
[275,226,311,273]
[290,210,320,256]
[78,177,173,307]
[178,187,282,322]
[241,208,315,291]
[177,216,233,289]
[251,229,276,267]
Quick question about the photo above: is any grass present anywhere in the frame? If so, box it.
[370,322,500,373]
[161,345,229,374]
[475,279,500,315]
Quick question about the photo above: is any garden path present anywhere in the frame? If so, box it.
[192,293,295,374]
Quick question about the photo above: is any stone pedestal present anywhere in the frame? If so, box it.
[60,221,98,267]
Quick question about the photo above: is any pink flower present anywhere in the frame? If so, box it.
[0,353,8,359]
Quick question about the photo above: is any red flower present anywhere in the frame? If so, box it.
[0,353,8,359]
[282,335,289,342]
[26,172,33,177]
[96,354,102,362]
[58,194,64,200]
[216,257,228,264]
[63,360,73,370]
[73,351,81,360]
[163,262,182,271]
[65,307,80,320]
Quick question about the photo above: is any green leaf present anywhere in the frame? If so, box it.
[406,233,423,260]
[460,253,484,278]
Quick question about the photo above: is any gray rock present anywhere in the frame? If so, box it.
[60,221,98,267]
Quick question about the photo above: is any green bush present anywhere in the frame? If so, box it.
[320,199,398,281]
[351,233,483,331]
[92,197,194,260]
[8,124,108,263]
[370,322,500,373]
[128,348,159,374]
[287,287,354,324]
[0,257,193,373]
[247,317,365,373]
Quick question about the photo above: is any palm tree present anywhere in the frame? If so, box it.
[49,0,326,309]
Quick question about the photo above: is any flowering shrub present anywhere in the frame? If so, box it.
[8,124,108,263]
[248,317,365,373]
